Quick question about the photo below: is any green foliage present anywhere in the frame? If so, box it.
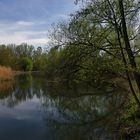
[0,44,47,71]
[118,94,140,139]
[0,45,15,68]
[33,47,47,71]
[45,48,62,80]
[20,57,33,71]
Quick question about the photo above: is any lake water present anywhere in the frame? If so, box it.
[0,74,128,140]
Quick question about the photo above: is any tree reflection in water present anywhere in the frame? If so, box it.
[41,84,127,140]
[0,74,128,140]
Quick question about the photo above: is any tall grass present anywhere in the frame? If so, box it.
[0,66,13,81]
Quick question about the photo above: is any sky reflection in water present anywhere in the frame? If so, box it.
[0,74,128,140]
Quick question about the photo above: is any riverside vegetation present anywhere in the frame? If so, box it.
[0,66,13,81]
[0,0,140,139]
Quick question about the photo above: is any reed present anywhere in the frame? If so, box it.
[0,66,13,81]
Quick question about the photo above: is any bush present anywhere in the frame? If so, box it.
[20,57,33,71]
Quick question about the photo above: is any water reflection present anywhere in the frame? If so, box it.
[0,74,128,140]
[0,81,13,97]
[41,86,127,139]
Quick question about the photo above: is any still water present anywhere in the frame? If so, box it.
[0,74,128,140]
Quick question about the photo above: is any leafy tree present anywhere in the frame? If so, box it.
[15,43,34,58]
[0,45,16,67]
[45,48,62,79]
[20,57,33,71]
[33,47,47,71]
[48,0,140,104]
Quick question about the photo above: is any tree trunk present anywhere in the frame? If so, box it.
[118,0,140,92]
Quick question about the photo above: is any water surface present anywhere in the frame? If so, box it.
[0,74,128,140]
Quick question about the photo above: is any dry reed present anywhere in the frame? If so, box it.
[0,66,13,81]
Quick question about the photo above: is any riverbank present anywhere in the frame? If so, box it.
[118,94,140,139]
[0,66,43,81]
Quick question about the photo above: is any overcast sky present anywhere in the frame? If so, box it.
[0,0,79,46]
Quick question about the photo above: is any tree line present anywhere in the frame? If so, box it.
[0,43,47,71]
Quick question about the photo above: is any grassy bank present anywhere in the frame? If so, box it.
[0,66,13,81]
[118,94,140,139]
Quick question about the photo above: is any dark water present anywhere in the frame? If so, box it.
[0,74,128,140]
